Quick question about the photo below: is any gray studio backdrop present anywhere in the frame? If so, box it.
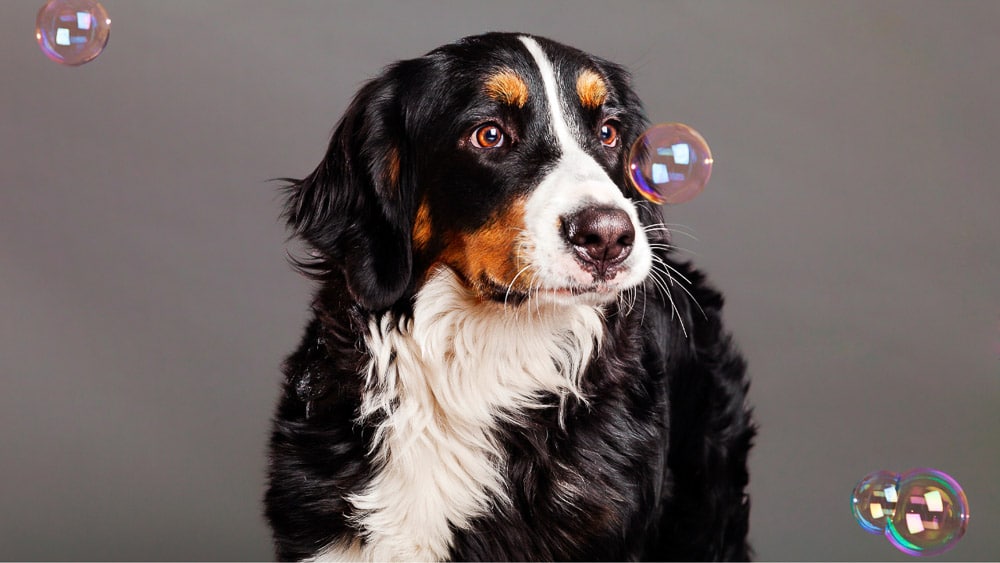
[2,1,998,560]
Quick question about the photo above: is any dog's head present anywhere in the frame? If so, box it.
[284,32,656,311]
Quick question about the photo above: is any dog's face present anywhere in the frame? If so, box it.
[285,33,655,310]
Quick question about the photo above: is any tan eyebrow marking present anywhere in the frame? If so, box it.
[576,69,608,109]
[484,69,529,108]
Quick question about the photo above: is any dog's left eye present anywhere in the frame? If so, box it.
[599,122,619,147]
[471,124,506,149]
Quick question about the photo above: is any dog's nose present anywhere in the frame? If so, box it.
[562,206,635,276]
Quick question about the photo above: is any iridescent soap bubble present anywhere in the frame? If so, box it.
[885,469,970,556]
[851,470,900,534]
[627,123,713,205]
[35,0,111,66]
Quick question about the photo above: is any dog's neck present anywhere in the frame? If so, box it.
[330,267,605,561]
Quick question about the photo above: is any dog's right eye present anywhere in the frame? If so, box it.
[599,122,619,147]
[471,124,506,149]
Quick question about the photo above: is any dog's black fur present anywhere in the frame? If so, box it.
[266,32,754,561]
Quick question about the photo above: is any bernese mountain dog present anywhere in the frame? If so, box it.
[265,32,755,561]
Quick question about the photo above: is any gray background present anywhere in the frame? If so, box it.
[2,0,998,560]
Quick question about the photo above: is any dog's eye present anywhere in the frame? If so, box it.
[471,124,506,149]
[599,122,619,147]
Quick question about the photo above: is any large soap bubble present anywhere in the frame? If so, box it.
[36,0,110,66]
[627,123,713,205]
[885,469,970,556]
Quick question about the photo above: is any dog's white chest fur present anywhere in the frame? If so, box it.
[309,268,603,561]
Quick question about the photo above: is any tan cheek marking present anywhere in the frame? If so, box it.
[412,199,432,252]
[384,146,401,194]
[484,69,529,108]
[576,69,608,110]
[439,199,532,294]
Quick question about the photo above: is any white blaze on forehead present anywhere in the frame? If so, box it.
[519,38,576,156]
[518,36,609,187]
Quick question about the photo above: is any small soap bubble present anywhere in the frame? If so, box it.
[885,469,970,557]
[851,470,900,534]
[35,0,110,66]
[627,123,713,205]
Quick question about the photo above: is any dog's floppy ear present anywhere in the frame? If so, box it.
[282,63,417,311]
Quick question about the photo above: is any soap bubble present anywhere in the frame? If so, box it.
[885,469,970,557]
[851,470,900,534]
[627,123,713,205]
[852,468,970,556]
[35,0,110,66]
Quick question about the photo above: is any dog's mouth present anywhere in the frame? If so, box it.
[478,271,630,306]
[538,285,625,306]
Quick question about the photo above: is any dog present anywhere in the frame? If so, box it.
[265,32,754,561]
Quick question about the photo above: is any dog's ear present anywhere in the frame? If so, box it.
[282,63,417,311]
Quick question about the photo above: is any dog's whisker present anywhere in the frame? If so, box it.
[650,256,707,321]
[652,248,698,259]
[645,265,672,303]
[643,221,697,231]
[629,286,640,318]
[614,286,636,319]
[638,284,649,327]
[647,266,689,338]
[505,264,533,310]
[531,275,543,321]
[650,255,694,287]
[651,272,688,338]
[643,223,699,242]
[613,284,629,315]
[526,275,540,321]
[647,243,698,257]
[646,243,681,252]
[646,267,672,304]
